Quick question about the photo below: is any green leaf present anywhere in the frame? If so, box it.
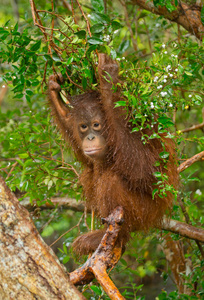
[12,84,24,93]
[114,101,126,107]
[4,19,11,27]
[152,188,158,199]
[94,13,110,24]
[166,2,176,12]
[90,285,102,295]
[66,56,73,65]
[13,22,18,32]
[120,258,127,266]
[82,77,87,90]
[194,95,202,102]
[158,116,174,126]
[153,0,160,7]
[26,89,33,96]
[154,171,162,179]
[63,243,68,254]
[63,256,70,264]
[91,0,104,13]
[159,151,170,159]
[87,44,98,55]
[18,153,29,158]
[132,127,140,132]
[90,23,105,34]
[87,37,103,45]
[149,133,160,139]
[118,40,130,54]
[52,54,61,62]
[111,20,122,30]
[30,40,41,52]
[74,30,86,39]
[184,71,193,76]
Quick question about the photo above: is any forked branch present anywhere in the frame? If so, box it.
[70,207,125,300]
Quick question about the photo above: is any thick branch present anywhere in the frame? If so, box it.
[22,196,204,243]
[0,176,84,299]
[70,207,125,300]
[178,151,204,173]
[21,196,85,212]
[132,0,204,40]
[161,217,204,243]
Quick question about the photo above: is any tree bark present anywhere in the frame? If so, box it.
[132,0,204,40]
[0,176,85,300]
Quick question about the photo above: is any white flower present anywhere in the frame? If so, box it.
[195,189,202,195]
[2,85,6,88]
[171,54,174,57]
[154,76,159,82]
[155,23,160,27]
[164,75,168,79]
[163,79,167,83]
[160,92,167,97]
[174,55,178,58]
[104,35,110,42]
[157,85,163,89]
[169,73,173,77]
[162,44,165,48]
[175,68,178,72]
[189,94,192,98]
[150,102,154,108]
[166,65,171,71]
[164,51,167,54]
[169,103,173,107]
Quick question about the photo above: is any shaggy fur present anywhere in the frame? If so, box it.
[48,54,178,255]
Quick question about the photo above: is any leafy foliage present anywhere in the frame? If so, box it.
[0,0,204,299]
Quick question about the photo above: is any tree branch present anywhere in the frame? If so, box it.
[131,0,204,40]
[161,217,204,243]
[70,207,125,300]
[181,107,204,133]
[178,151,204,173]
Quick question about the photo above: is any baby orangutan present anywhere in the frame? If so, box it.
[48,54,178,255]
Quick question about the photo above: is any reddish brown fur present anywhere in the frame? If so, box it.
[48,54,178,255]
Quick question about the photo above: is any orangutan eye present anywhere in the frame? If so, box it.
[93,122,101,131]
[80,124,88,133]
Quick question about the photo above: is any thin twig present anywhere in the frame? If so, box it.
[50,213,84,247]
[181,108,204,133]
[181,122,204,133]
[119,0,137,51]
[75,0,92,37]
